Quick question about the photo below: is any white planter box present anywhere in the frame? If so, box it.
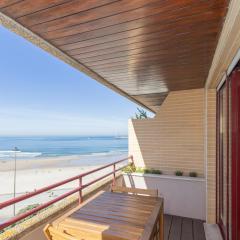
[123,173,206,220]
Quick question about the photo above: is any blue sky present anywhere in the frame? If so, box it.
[0,26,151,136]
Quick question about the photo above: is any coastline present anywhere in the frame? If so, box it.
[0,152,127,171]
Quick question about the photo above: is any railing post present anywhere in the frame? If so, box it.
[79,177,82,204]
[112,163,116,186]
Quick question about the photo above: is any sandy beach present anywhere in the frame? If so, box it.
[0,153,128,172]
[0,153,127,222]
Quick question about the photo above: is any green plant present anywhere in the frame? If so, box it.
[175,171,183,176]
[151,169,162,175]
[134,108,148,119]
[122,164,136,173]
[135,168,162,175]
[0,203,49,234]
[143,168,151,174]
[189,172,198,177]
[135,167,145,173]
[17,204,40,215]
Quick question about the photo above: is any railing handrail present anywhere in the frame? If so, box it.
[0,155,132,231]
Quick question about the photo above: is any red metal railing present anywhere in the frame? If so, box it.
[0,156,133,231]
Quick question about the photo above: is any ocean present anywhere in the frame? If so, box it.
[0,136,128,161]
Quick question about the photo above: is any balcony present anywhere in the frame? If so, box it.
[0,157,206,240]
[1,0,240,239]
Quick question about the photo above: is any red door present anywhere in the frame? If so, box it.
[217,81,228,239]
[230,69,240,240]
[217,67,240,240]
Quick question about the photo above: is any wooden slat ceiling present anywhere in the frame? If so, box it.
[0,0,228,112]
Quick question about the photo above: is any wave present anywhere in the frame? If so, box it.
[0,150,127,160]
[86,149,127,156]
[0,150,42,159]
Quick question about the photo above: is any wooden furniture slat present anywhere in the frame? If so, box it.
[61,218,144,234]
[83,205,153,220]
[60,219,141,240]
[71,211,147,226]
[66,213,145,229]
[80,202,153,215]
[92,196,157,207]
[88,200,155,211]
[111,185,158,197]
[44,224,78,240]
[94,191,158,204]
[78,206,150,220]
[63,218,143,237]
[140,199,164,240]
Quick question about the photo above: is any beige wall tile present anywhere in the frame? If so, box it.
[129,88,205,176]
[206,89,217,223]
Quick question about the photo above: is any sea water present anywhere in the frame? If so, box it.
[0,136,128,161]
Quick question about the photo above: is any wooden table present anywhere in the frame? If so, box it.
[52,191,164,240]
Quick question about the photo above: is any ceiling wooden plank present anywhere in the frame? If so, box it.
[0,0,21,9]
[21,0,159,29]
[15,0,118,23]
[61,23,219,53]
[1,0,76,19]
[80,47,214,64]
[70,36,217,58]
[55,17,220,48]
[37,0,224,39]
[47,6,225,42]
[84,55,213,70]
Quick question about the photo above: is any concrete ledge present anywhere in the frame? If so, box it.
[127,172,205,182]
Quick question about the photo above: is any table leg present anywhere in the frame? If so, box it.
[159,205,164,240]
